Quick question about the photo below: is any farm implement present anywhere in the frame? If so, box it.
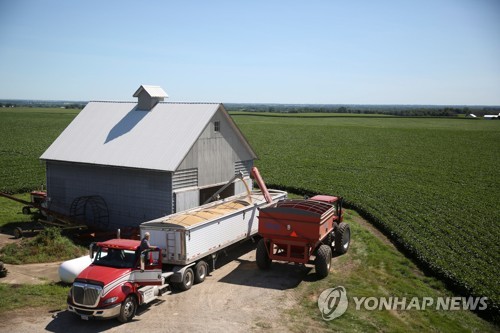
[0,191,116,239]
[256,195,350,278]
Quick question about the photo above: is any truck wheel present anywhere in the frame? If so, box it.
[315,244,332,279]
[256,238,272,270]
[178,267,194,291]
[117,295,137,323]
[335,223,351,255]
[194,261,208,284]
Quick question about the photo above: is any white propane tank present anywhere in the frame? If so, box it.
[59,255,93,283]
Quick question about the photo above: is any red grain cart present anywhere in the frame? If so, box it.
[256,195,350,278]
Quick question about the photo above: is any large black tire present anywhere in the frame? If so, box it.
[177,267,194,291]
[194,260,208,284]
[335,222,351,255]
[117,295,137,323]
[315,244,332,279]
[256,238,272,270]
[323,230,334,247]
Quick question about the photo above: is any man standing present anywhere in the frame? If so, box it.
[140,232,157,252]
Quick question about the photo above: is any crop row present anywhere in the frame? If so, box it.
[0,108,78,193]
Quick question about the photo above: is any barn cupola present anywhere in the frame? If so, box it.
[133,85,168,110]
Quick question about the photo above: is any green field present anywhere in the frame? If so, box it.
[0,107,499,322]
[0,108,79,193]
[231,113,500,318]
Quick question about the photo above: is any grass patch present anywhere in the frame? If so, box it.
[0,227,87,264]
[0,193,33,229]
[0,283,69,314]
[285,210,498,332]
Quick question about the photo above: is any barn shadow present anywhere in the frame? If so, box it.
[105,106,148,143]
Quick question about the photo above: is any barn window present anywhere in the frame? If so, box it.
[214,121,220,132]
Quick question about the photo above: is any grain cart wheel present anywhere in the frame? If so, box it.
[323,231,334,247]
[335,222,351,255]
[315,244,332,279]
[178,267,195,291]
[117,295,137,323]
[194,261,208,284]
[256,238,272,270]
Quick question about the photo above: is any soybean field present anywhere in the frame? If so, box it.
[232,113,500,315]
[0,108,79,192]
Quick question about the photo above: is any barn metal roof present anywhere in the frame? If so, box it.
[40,101,255,171]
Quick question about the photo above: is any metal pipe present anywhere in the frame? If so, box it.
[251,167,272,203]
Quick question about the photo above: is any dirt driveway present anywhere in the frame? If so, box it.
[0,233,63,284]
[0,239,312,333]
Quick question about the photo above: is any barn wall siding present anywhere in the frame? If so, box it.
[172,168,198,190]
[235,160,253,178]
[173,188,200,213]
[178,109,254,189]
[46,161,172,229]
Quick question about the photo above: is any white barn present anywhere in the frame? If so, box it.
[40,85,257,229]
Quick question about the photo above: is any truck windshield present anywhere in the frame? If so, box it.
[93,247,137,268]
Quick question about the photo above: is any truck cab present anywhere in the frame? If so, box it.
[67,239,171,322]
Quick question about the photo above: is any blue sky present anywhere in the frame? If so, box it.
[0,0,499,105]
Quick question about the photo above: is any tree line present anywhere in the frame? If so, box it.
[226,103,500,117]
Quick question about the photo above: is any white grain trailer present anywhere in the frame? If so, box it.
[140,189,287,290]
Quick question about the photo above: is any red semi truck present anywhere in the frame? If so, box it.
[67,239,170,322]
